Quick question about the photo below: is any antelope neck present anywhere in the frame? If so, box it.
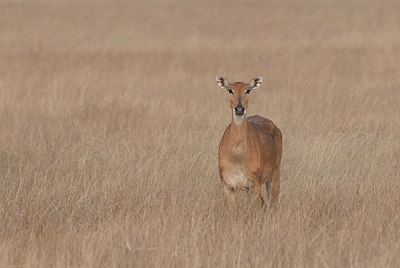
[230,114,247,146]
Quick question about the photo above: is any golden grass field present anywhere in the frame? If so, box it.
[1,0,399,266]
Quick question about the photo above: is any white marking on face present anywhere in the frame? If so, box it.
[233,109,246,125]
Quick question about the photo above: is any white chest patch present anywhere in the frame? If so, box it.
[224,170,251,191]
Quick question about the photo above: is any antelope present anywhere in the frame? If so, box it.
[216,76,282,208]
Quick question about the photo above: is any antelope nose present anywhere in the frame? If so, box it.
[234,106,245,115]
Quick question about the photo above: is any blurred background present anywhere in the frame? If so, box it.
[0,0,399,267]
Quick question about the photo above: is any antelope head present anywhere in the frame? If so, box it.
[216,76,262,125]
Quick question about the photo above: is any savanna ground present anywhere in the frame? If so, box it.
[0,0,399,267]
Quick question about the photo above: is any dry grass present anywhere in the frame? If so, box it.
[1,0,399,267]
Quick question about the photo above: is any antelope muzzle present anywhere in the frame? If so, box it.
[234,105,245,116]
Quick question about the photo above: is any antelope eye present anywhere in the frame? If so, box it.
[246,90,251,94]
[228,89,233,94]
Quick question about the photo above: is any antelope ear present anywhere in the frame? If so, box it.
[216,76,230,89]
[248,77,262,90]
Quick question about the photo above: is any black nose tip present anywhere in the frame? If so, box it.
[234,106,245,115]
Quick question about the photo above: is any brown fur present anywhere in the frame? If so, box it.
[218,81,282,208]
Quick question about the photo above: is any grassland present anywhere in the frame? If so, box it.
[0,0,399,267]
